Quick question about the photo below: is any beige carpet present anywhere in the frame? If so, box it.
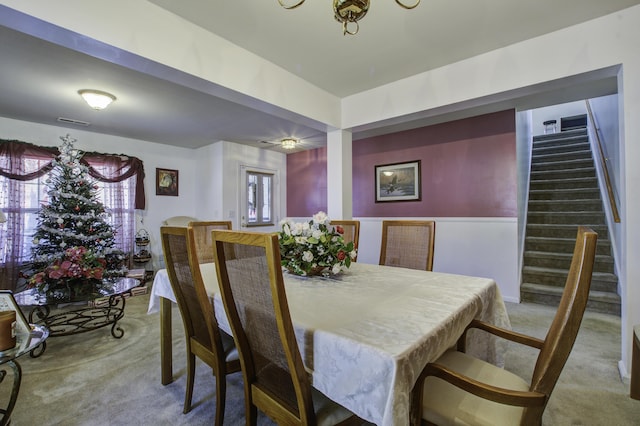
[4,293,639,425]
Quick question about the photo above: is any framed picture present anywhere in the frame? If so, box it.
[375,160,421,202]
[0,290,32,335]
[156,168,179,196]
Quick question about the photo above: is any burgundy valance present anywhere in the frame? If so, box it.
[0,139,146,209]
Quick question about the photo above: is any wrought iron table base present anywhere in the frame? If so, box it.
[27,292,129,357]
[0,360,21,426]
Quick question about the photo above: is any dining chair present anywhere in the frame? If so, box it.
[379,220,435,271]
[160,226,240,425]
[211,230,361,426]
[188,221,232,264]
[330,220,360,261]
[161,216,198,227]
[410,226,598,426]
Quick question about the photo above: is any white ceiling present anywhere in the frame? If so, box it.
[0,1,637,151]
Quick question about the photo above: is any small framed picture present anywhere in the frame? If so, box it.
[375,160,421,202]
[0,290,32,335]
[156,168,179,196]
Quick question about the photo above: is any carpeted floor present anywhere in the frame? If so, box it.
[4,293,640,425]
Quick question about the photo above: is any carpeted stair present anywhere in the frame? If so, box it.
[521,127,621,315]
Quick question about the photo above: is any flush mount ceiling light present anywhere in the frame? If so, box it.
[78,89,116,110]
[278,0,420,35]
[281,138,298,149]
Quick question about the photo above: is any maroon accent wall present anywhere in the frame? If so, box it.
[286,109,517,218]
[287,147,327,216]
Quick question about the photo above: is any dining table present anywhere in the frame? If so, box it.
[147,262,510,426]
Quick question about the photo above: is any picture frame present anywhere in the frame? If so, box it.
[0,290,32,335]
[156,168,179,196]
[375,160,421,202]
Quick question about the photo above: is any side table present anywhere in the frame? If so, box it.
[0,324,48,425]
[14,277,139,356]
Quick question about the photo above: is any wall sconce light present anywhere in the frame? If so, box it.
[78,89,116,110]
[383,171,394,177]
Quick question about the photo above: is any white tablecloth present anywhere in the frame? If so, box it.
[149,262,510,426]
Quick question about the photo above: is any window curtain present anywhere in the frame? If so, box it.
[0,139,146,291]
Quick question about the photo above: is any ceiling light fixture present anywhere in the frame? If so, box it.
[278,0,420,35]
[78,89,116,110]
[281,138,298,149]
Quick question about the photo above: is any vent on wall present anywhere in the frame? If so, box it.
[57,117,90,126]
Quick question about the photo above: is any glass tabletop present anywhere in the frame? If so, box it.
[14,277,140,306]
[0,324,48,363]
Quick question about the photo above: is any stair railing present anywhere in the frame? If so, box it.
[585,99,620,223]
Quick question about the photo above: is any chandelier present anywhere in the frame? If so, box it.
[281,138,298,149]
[278,0,421,35]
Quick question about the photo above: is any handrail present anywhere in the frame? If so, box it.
[585,99,620,223]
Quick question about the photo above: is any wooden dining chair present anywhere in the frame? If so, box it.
[211,230,361,426]
[161,216,198,227]
[188,221,232,264]
[410,226,598,426]
[379,220,435,271]
[330,220,360,261]
[160,226,240,425]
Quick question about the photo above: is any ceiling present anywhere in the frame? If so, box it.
[0,1,637,152]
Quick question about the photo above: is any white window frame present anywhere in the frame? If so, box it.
[240,165,278,228]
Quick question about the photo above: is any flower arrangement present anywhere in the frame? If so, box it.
[278,211,356,276]
[26,246,106,292]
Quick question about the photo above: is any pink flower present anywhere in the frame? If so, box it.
[48,267,64,279]
[336,226,344,234]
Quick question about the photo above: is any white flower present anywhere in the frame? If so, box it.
[292,222,304,235]
[283,223,291,236]
[332,264,342,274]
[350,250,357,259]
[57,218,64,224]
[302,251,314,262]
[312,229,323,240]
[77,221,83,227]
[32,238,40,245]
[313,211,329,225]
[60,242,67,248]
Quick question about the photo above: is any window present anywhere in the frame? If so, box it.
[246,170,273,226]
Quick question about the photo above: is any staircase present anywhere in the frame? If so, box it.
[521,128,621,315]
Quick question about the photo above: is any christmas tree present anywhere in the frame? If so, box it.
[24,135,127,292]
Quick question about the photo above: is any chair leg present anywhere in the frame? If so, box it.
[247,403,258,426]
[214,372,226,426]
[183,352,196,414]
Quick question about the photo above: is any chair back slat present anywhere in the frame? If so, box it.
[379,220,435,271]
[213,230,315,424]
[161,227,210,347]
[189,221,232,264]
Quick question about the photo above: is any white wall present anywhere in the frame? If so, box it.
[220,141,287,233]
[0,117,286,272]
[531,101,587,136]
[0,116,198,270]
